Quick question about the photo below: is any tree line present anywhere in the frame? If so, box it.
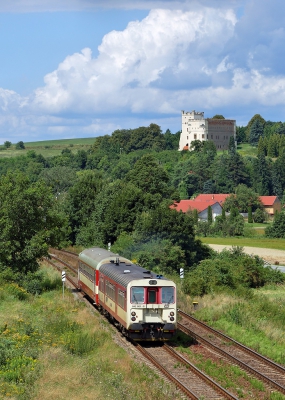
[0,120,285,294]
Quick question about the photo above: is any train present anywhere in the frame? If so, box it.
[78,247,177,341]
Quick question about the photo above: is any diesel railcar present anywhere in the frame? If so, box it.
[78,247,177,341]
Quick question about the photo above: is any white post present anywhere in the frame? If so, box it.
[62,271,66,299]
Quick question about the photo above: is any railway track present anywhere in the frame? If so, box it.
[178,310,285,395]
[136,342,238,399]
[45,249,285,398]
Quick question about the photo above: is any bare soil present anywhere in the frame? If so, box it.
[209,244,285,265]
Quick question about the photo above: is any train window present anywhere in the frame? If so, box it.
[79,262,95,282]
[106,281,115,300]
[148,289,157,304]
[118,290,125,309]
[131,287,144,303]
[161,287,175,304]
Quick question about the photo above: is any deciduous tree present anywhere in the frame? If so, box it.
[0,172,68,273]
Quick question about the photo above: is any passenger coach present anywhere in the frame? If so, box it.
[78,247,177,341]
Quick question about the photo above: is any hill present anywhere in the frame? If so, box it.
[0,137,96,158]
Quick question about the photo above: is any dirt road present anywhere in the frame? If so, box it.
[208,244,285,266]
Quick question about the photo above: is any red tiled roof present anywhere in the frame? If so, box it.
[194,193,231,204]
[259,196,279,206]
[171,199,221,213]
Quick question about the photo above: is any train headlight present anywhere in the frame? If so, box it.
[131,311,136,316]
[131,317,136,321]
[170,312,174,316]
[170,317,174,321]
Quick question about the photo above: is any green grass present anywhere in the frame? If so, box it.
[0,138,96,159]
[237,142,258,157]
[0,264,177,400]
[199,236,285,250]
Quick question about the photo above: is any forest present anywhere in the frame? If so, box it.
[1,115,285,295]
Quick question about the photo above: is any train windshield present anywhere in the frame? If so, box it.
[161,287,175,304]
[131,287,145,303]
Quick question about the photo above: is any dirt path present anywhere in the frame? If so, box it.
[208,244,285,266]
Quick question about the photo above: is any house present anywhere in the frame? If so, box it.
[171,199,223,221]
[179,110,236,151]
[259,196,281,216]
[193,193,230,206]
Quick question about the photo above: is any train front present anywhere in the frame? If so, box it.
[126,278,177,341]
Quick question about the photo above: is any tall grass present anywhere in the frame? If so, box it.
[0,266,178,400]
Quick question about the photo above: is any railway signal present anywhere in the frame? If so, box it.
[62,271,66,299]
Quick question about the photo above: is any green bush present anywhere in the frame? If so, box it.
[183,247,285,296]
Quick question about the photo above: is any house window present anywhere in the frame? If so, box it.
[202,134,205,139]
[194,134,197,139]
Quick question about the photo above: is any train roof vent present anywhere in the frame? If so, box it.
[123,269,131,274]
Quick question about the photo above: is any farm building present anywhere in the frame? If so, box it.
[171,199,223,221]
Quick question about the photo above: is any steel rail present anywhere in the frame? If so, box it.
[178,312,285,395]
[178,310,285,374]
[135,343,205,400]
[164,344,238,400]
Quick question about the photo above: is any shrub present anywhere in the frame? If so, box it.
[183,248,285,296]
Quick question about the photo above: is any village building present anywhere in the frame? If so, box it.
[179,110,236,151]
[170,199,223,221]
[259,196,281,216]
[194,193,230,206]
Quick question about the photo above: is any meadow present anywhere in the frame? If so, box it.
[200,236,285,250]
[0,138,95,159]
[0,264,177,400]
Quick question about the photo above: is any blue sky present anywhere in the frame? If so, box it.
[0,0,285,144]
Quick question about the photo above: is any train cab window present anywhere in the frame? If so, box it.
[147,288,157,304]
[131,287,144,303]
[161,287,175,304]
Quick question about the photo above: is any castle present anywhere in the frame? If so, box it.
[179,110,236,151]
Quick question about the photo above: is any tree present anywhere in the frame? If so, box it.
[207,206,213,224]
[212,115,225,119]
[133,204,211,267]
[15,141,25,150]
[246,114,266,141]
[203,180,214,194]
[228,136,236,156]
[236,126,246,143]
[252,152,272,195]
[248,206,253,223]
[0,172,68,273]
[265,212,285,238]
[253,208,265,223]
[4,141,12,149]
[39,166,77,195]
[125,154,173,200]
[65,170,104,243]
[249,119,264,146]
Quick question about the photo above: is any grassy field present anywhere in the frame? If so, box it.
[1,264,285,400]
[199,236,285,250]
[0,138,96,159]
[0,264,177,400]
[236,142,258,157]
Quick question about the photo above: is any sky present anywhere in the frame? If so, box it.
[1,0,285,144]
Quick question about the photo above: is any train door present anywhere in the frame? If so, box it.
[147,288,158,304]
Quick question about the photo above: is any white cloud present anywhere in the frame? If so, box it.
[29,8,237,116]
[1,1,285,143]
